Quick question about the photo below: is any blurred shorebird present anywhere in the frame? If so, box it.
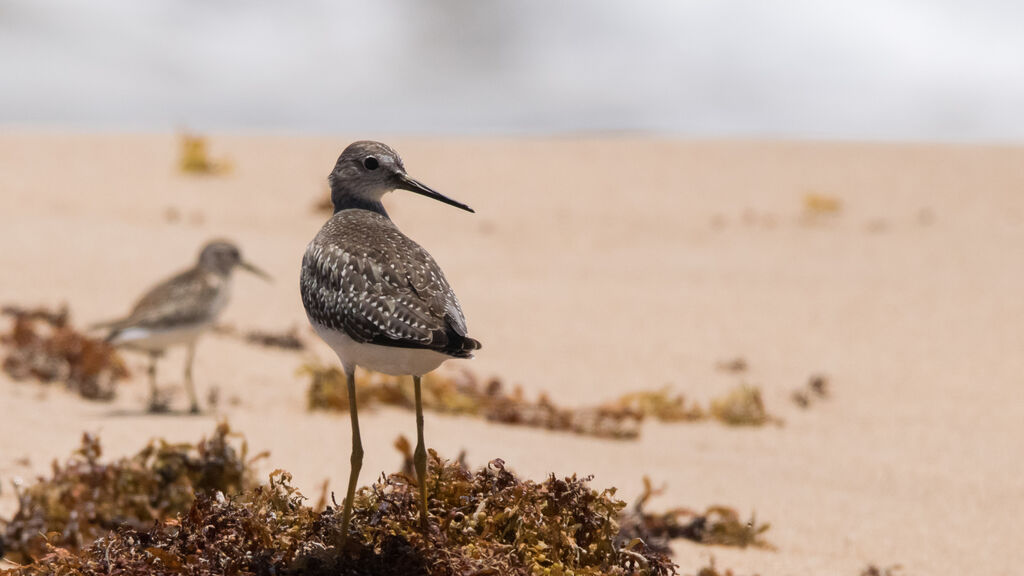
[301,141,480,540]
[94,240,270,413]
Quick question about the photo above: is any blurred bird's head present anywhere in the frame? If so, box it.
[197,240,271,280]
[328,140,474,215]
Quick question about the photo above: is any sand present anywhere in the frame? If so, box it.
[1,134,1022,575]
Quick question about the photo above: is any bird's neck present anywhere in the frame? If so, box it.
[198,266,232,280]
[331,189,390,219]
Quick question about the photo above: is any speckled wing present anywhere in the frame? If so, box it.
[103,268,224,335]
[301,210,480,357]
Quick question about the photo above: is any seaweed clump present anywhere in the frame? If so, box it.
[305,362,774,438]
[6,453,677,576]
[618,478,772,552]
[709,385,778,427]
[1,305,128,400]
[791,374,830,409]
[305,363,652,439]
[0,423,259,564]
[214,323,306,351]
[178,133,232,174]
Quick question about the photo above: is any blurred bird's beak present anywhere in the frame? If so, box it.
[240,260,273,282]
[394,173,474,213]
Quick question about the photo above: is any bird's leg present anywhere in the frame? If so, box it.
[338,364,363,546]
[146,352,160,412]
[413,374,429,531]
[184,342,199,414]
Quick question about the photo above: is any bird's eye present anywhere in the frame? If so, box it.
[363,157,379,170]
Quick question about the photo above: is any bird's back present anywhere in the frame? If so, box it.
[301,209,480,358]
[100,267,228,340]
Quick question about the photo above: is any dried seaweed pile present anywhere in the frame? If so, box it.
[791,374,830,409]
[1,426,777,575]
[5,453,678,575]
[306,363,654,439]
[213,323,307,351]
[618,478,772,552]
[0,305,128,400]
[305,362,775,439]
[708,385,777,427]
[0,423,258,564]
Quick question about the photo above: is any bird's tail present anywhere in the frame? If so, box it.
[88,318,130,342]
[445,332,482,359]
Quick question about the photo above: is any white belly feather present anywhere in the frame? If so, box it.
[109,322,212,353]
[312,322,451,376]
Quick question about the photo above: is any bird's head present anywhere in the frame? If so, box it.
[197,240,271,281]
[328,141,474,214]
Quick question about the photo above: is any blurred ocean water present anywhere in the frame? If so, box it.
[1,0,1022,141]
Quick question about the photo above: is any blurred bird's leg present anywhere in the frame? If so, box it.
[184,342,199,414]
[146,352,161,412]
[413,375,429,530]
[339,364,363,545]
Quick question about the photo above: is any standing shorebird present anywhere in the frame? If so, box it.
[301,141,480,539]
[95,240,270,413]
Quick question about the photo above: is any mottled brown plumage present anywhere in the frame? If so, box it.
[101,267,227,338]
[301,210,478,357]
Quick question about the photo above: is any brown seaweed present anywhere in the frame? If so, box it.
[1,426,781,575]
[305,362,649,439]
[714,358,748,373]
[0,423,259,564]
[791,374,831,410]
[709,385,779,427]
[618,478,772,553]
[213,323,307,351]
[305,362,776,437]
[242,328,306,351]
[1,305,129,400]
[4,447,677,575]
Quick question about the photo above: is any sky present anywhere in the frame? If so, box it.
[1,0,1022,141]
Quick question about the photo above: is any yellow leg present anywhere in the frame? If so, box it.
[147,352,161,412]
[339,365,363,545]
[413,375,429,530]
[184,342,199,413]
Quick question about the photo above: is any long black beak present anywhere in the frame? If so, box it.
[394,173,474,213]
[239,260,273,282]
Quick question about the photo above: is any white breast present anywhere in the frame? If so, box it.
[311,322,451,376]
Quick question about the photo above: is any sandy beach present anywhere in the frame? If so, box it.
[1,134,1021,575]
